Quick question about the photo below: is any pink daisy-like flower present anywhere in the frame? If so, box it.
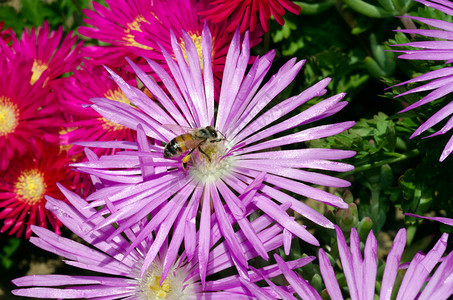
[199,0,301,33]
[78,0,155,67]
[79,0,258,95]
[12,185,313,298]
[0,143,74,239]
[56,65,138,157]
[73,24,355,283]
[0,53,62,171]
[9,21,82,87]
[264,226,453,299]
[392,0,453,161]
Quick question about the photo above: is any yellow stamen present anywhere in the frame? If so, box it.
[123,15,153,50]
[15,170,46,204]
[100,88,132,131]
[31,60,48,85]
[180,33,205,69]
[148,275,171,299]
[104,88,131,105]
[0,97,19,136]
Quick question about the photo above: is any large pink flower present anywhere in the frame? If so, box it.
[0,54,61,170]
[72,25,355,283]
[79,0,260,97]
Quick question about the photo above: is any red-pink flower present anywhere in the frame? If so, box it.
[56,65,138,157]
[0,143,74,238]
[199,0,301,33]
[0,55,62,171]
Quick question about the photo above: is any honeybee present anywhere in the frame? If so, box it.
[163,126,225,171]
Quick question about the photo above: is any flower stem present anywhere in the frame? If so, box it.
[339,149,420,178]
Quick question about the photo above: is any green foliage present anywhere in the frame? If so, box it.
[0,0,88,34]
[0,238,20,270]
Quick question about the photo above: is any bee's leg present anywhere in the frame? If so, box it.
[198,146,211,162]
[182,148,196,172]
[210,138,223,143]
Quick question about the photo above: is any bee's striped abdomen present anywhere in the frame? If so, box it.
[163,133,194,158]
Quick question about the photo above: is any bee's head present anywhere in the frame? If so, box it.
[206,126,218,138]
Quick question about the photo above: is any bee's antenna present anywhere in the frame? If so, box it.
[217,130,226,140]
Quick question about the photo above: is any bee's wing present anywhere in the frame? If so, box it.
[161,124,196,136]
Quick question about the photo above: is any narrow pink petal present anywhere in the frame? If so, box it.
[199,183,212,288]
[397,233,448,299]
[410,101,453,138]
[380,229,407,300]
[217,31,250,132]
[318,249,343,299]
[12,286,132,298]
[362,230,377,300]
[404,213,453,226]
[349,229,363,295]
[398,50,453,61]
[419,251,453,299]
[274,254,322,299]
[216,28,242,132]
[201,22,215,124]
[12,274,131,287]
[440,133,453,161]
[335,226,359,300]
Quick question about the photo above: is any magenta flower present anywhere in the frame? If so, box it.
[56,65,138,157]
[73,24,355,282]
[0,51,62,171]
[80,0,237,70]
[9,21,82,87]
[392,0,453,161]
[12,185,313,298]
[265,226,453,299]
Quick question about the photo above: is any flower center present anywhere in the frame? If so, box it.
[180,33,205,69]
[189,140,235,184]
[31,59,48,85]
[123,15,153,50]
[0,97,19,136]
[14,170,46,204]
[138,261,193,300]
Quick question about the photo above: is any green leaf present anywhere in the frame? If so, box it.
[344,0,393,18]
